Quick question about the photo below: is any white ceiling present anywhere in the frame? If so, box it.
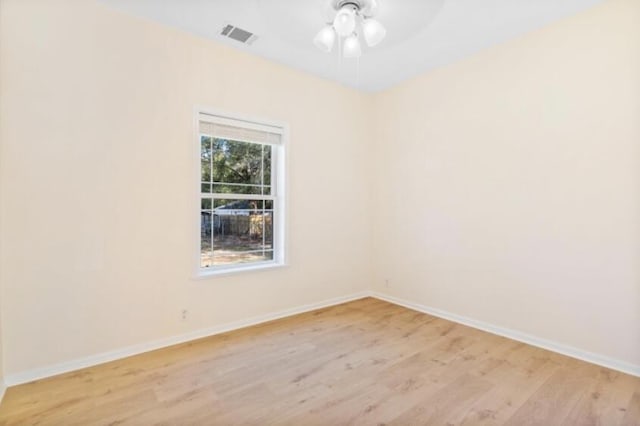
[98,0,603,92]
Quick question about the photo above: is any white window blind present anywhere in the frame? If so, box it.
[199,114,282,145]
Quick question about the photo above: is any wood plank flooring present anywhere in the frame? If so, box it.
[0,297,638,425]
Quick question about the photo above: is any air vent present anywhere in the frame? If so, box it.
[220,25,258,45]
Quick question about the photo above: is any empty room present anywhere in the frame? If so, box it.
[0,0,639,424]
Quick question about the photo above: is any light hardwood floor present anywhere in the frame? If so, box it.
[0,297,638,425]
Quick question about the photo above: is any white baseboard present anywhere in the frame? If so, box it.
[370,291,640,378]
[5,289,638,387]
[4,291,370,386]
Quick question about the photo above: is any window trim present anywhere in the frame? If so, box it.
[193,107,288,279]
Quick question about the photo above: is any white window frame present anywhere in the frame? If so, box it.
[194,108,288,278]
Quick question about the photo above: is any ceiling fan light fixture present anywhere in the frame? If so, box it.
[315,0,385,59]
[362,18,386,46]
[343,34,362,58]
[313,25,336,53]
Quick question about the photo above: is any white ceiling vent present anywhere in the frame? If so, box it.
[220,24,258,45]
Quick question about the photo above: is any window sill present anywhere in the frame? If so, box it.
[193,261,287,280]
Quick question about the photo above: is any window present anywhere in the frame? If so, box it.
[197,111,286,276]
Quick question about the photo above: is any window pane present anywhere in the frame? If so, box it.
[211,199,274,266]
[212,139,271,195]
[212,183,266,195]
[213,198,270,211]
[200,210,213,268]
[201,136,212,183]
[263,145,272,189]
[212,250,273,265]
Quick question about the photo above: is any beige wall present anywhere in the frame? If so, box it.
[0,0,6,392]
[0,281,3,392]
[0,0,373,376]
[372,0,640,367]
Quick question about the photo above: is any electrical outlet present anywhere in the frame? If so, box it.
[181,309,188,321]
[384,279,390,288]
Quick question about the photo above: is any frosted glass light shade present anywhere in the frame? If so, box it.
[343,34,361,58]
[362,18,386,46]
[313,26,336,53]
[333,6,356,37]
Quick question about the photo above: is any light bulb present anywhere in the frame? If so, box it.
[333,5,356,37]
[343,34,361,58]
[313,26,336,53]
[362,18,386,47]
